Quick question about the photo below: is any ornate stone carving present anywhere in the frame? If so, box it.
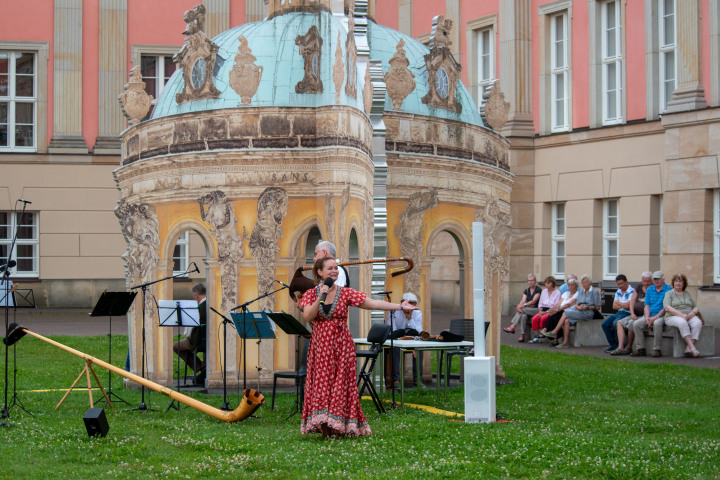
[173,4,221,104]
[337,186,351,260]
[474,195,512,302]
[324,193,337,247]
[345,17,357,98]
[363,64,372,115]
[295,25,324,94]
[229,36,264,105]
[384,39,415,111]
[118,66,153,125]
[422,15,462,113]
[248,187,289,311]
[333,32,345,104]
[115,200,160,320]
[484,81,510,132]
[395,189,439,295]
[362,192,373,261]
[199,190,246,313]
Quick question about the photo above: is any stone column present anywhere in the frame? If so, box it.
[399,0,413,37]
[709,0,719,107]
[203,0,230,39]
[446,0,462,60]
[94,0,126,155]
[49,0,88,154]
[666,0,707,112]
[498,0,535,137]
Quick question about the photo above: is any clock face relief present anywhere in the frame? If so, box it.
[191,58,206,89]
[436,67,449,99]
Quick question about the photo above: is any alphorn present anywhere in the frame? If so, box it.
[3,324,264,423]
[300,257,414,277]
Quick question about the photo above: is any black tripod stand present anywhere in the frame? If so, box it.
[373,291,398,409]
[3,283,32,418]
[91,290,136,407]
[158,300,199,411]
[210,307,233,411]
[2,198,31,426]
[127,269,191,412]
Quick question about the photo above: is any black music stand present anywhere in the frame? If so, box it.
[91,291,136,407]
[267,312,310,418]
[230,311,276,393]
[158,300,200,411]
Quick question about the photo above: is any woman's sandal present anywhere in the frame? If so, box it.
[692,349,701,358]
[503,326,516,334]
[518,335,525,342]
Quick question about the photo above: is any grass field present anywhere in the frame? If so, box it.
[0,334,719,479]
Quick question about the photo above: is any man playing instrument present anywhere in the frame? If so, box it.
[172,284,207,384]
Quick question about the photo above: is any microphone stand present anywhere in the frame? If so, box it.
[210,307,232,411]
[127,269,191,412]
[2,199,30,425]
[231,283,287,394]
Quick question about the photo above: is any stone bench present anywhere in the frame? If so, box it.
[567,318,608,347]
[641,325,715,357]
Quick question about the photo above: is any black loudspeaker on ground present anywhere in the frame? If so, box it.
[83,408,109,437]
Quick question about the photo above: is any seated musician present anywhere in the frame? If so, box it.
[385,292,423,387]
[172,284,207,383]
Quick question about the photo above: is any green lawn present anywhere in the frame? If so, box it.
[1,334,719,479]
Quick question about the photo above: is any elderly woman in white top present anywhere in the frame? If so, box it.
[545,275,602,348]
[664,274,703,358]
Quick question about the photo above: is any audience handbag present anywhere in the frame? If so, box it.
[696,311,705,324]
[633,300,645,316]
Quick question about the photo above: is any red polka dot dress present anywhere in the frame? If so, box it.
[298,286,372,437]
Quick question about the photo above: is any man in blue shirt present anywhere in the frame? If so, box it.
[631,271,672,357]
[602,274,634,353]
[558,274,578,295]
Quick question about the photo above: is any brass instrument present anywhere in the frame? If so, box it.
[4,324,264,423]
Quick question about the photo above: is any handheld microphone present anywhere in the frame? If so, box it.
[19,199,32,204]
[372,291,392,296]
[0,260,17,273]
[319,277,334,305]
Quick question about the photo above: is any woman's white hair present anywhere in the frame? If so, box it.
[581,274,592,283]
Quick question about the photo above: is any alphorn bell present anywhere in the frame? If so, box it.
[4,323,264,423]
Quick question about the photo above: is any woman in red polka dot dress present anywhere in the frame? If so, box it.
[298,257,418,438]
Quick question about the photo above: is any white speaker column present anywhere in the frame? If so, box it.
[464,222,496,423]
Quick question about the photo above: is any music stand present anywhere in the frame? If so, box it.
[90,291,136,407]
[267,312,310,418]
[158,300,200,411]
[230,311,276,393]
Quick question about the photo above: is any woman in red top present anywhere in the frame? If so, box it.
[298,257,418,438]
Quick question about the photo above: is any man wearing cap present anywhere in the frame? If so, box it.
[385,292,423,386]
[631,271,671,357]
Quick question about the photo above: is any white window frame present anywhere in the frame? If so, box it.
[601,0,623,125]
[173,231,189,276]
[466,14,497,109]
[658,0,676,113]
[552,203,566,277]
[140,54,176,100]
[603,199,620,280]
[550,12,570,132]
[0,50,37,152]
[0,210,39,278]
[714,191,720,283]
[476,26,495,105]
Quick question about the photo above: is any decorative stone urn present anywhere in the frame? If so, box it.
[118,66,153,125]
[229,36,264,105]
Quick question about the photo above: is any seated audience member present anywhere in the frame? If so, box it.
[504,273,542,342]
[557,274,578,295]
[545,275,601,348]
[663,274,703,358]
[533,278,578,346]
[602,274,634,353]
[529,276,561,340]
[385,292,423,385]
[172,283,207,383]
[612,272,651,356]
[631,271,672,357]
